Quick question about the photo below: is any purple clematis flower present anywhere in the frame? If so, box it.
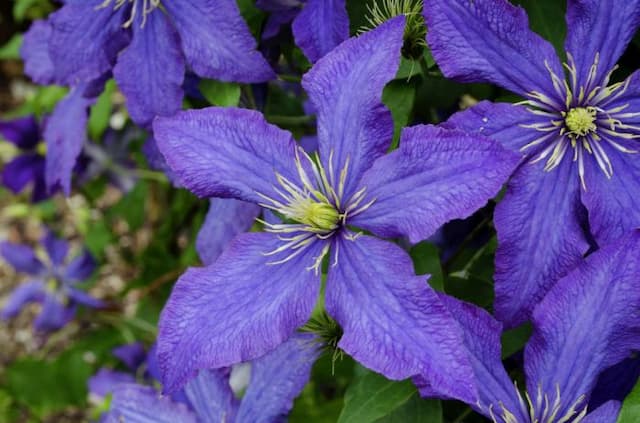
[0,230,102,332]
[424,0,640,327]
[153,17,518,394]
[105,333,318,422]
[0,115,50,202]
[257,0,349,63]
[416,230,640,423]
[21,0,274,129]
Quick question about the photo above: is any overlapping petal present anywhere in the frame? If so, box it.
[302,17,404,199]
[157,232,323,393]
[20,20,56,85]
[524,231,640,419]
[580,144,640,246]
[325,234,475,403]
[33,294,73,332]
[44,84,95,194]
[43,231,69,266]
[292,0,349,63]
[163,0,274,83]
[582,401,621,423]
[424,0,563,97]
[419,295,527,421]
[113,8,185,128]
[494,159,589,327]
[183,370,238,422]
[105,384,198,423]
[1,154,44,195]
[444,100,549,153]
[154,107,302,203]
[237,333,318,422]
[196,199,261,265]
[565,0,640,88]
[48,2,129,84]
[350,125,518,243]
[64,250,97,282]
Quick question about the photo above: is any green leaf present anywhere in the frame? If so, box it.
[501,323,532,358]
[410,241,444,292]
[618,377,640,423]
[89,80,115,140]
[84,219,114,261]
[198,80,241,107]
[383,79,417,149]
[107,181,148,231]
[338,368,417,423]
[512,0,566,54]
[0,35,23,60]
[6,350,91,419]
[375,395,442,423]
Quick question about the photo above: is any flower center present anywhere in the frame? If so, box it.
[518,52,639,189]
[564,107,597,138]
[291,199,341,232]
[97,0,161,27]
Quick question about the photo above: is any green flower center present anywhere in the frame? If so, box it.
[291,197,341,232]
[564,107,597,137]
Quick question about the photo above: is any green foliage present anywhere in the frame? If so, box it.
[337,368,435,423]
[198,80,242,107]
[512,0,566,54]
[5,350,92,419]
[619,377,640,423]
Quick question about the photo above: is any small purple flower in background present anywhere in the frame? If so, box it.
[416,230,640,423]
[0,230,102,333]
[21,0,274,129]
[424,0,640,327]
[104,334,318,422]
[0,115,50,202]
[257,0,349,63]
[153,17,518,394]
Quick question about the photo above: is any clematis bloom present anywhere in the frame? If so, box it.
[105,334,318,422]
[424,0,640,326]
[416,230,640,423]
[154,17,518,394]
[0,230,102,333]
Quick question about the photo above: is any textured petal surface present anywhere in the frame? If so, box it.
[154,107,301,203]
[1,281,45,319]
[20,20,55,84]
[582,401,621,423]
[302,17,403,199]
[237,333,319,422]
[0,115,40,149]
[444,100,549,153]
[326,234,476,403]
[292,0,348,63]
[494,159,589,327]
[565,0,640,88]
[113,9,185,128]
[163,0,274,82]
[106,384,197,423]
[525,231,640,418]
[44,85,94,194]
[0,242,45,275]
[157,232,322,393]
[183,370,238,423]
[417,295,527,421]
[196,199,261,265]
[580,148,640,246]
[424,0,563,97]
[351,125,518,243]
[48,2,129,84]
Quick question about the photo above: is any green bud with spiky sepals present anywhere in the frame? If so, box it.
[359,0,427,61]
[301,311,344,373]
